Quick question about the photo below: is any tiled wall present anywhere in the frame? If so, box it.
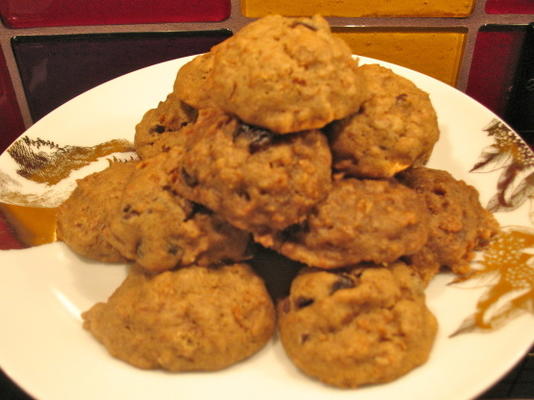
[0,0,533,154]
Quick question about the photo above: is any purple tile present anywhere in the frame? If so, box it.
[466,25,526,118]
[0,0,230,28]
[12,31,232,121]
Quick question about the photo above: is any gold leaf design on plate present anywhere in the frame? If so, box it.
[451,226,534,336]
[471,119,534,220]
[7,136,135,185]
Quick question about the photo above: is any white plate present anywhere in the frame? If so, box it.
[0,55,533,400]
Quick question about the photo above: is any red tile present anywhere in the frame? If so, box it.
[0,212,25,250]
[0,49,25,154]
[486,0,534,14]
[466,25,526,118]
[12,31,231,122]
[0,0,230,28]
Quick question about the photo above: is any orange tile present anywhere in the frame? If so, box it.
[333,28,466,86]
[242,0,475,18]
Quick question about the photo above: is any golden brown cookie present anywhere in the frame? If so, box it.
[266,178,430,269]
[56,161,136,262]
[172,108,332,239]
[398,167,499,277]
[328,64,440,178]
[173,52,216,109]
[278,262,438,388]
[104,149,251,273]
[207,15,366,133]
[134,93,196,159]
[83,263,276,371]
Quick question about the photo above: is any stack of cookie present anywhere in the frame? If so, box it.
[56,15,499,388]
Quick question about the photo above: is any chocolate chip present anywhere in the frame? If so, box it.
[185,202,212,221]
[151,124,165,134]
[295,296,314,309]
[162,185,179,196]
[279,221,309,242]
[168,244,182,255]
[330,274,357,294]
[396,93,408,104]
[300,333,310,344]
[235,123,275,154]
[122,204,140,220]
[181,168,198,187]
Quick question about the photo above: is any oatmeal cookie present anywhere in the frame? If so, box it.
[134,93,196,159]
[278,262,438,388]
[173,52,216,110]
[398,167,499,277]
[83,263,276,371]
[328,64,440,178]
[207,15,366,133]
[104,149,251,273]
[172,108,332,239]
[56,161,136,262]
[267,178,429,269]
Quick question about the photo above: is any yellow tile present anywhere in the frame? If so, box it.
[242,0,475,18]
[333,28,466,86]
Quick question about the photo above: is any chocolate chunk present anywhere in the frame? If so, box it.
[151,124,165,134]
[235,123,275,154]
[181,168,198,187]
[330,274,357,294]
[295,296,315,309]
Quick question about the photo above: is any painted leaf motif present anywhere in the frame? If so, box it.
[472,119,534,212]
[451,227,534,336]
[471,144,514,173]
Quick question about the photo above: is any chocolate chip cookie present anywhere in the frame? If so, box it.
[105,149,251,273]
[267,178,430,268]
[83,263,276,371]
[134,93,196,159]
[278,262,438,388]
[398,167,499,277]
[172,108,332,240]
[207,15,366,133]
[328,64,440,178]
[56,161,137,262]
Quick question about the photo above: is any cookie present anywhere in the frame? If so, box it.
[207,15,366,133]
[172,108,332,238]
[82,263,276,371]
[56,161,136,262]
[398,167,500,277]
[104,149,251,273]
[328,64,440,178]
[267,178,429,269]
[134,93,196,159]
[173,52,216,110]
[278,262,438,388]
